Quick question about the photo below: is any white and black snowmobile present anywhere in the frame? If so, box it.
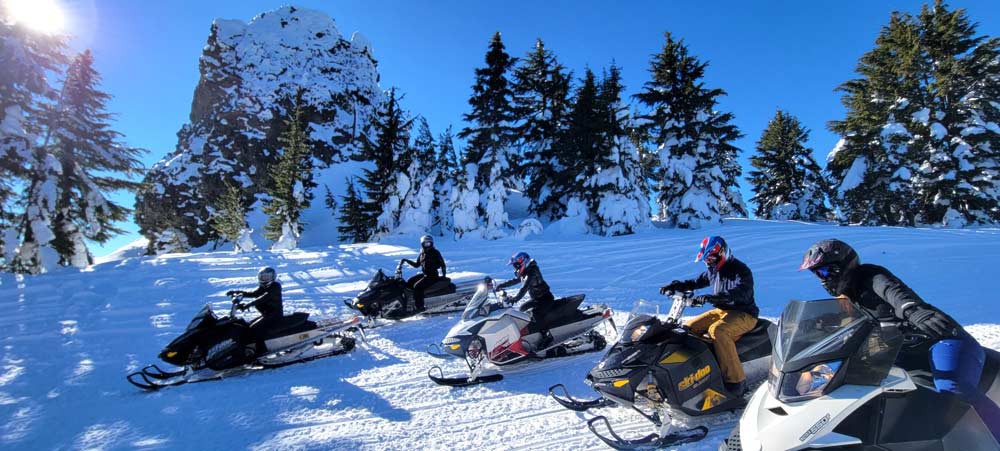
[426,277,614,387]
[127,293,363,391]
[549,292,773,449]
[720,297,1000,451]
[344,264,481,321]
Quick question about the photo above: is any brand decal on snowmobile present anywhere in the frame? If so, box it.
[678,365,711,391]
[207,339,236,359]
[799,413,831,442]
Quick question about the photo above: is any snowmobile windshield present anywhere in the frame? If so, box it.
[369,270,386,286]
[461,282,501,322]
[186,304,216,331]
[775,299,902,383]
[628,300,660,322]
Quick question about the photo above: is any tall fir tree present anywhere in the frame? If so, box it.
[559,68,603,219]
[337,177,370,243]
[829,1,1000,226]
[357,88,413,237]
[263,99,315,249]
[584,64,651,235]
[0,8,66,270]
[15,50,144,272]
[433,126,459,236]
[459,32,518,239]
[634,33,745,228]
[512,39,573,220]
[396,117,439,235]
[749,110,830,221]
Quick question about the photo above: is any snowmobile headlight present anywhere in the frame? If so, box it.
[449,344,461,351]
[629,325,649,343]
[778,360,843,403]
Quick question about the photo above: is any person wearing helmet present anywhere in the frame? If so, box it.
[226,267,283,350]
[399,235,447,312]
[659,236,758,395]
[801,239,1000,442]
[497,252,556,350]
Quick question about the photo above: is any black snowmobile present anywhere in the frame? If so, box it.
[550,291,773,449]
[344,264,480,321]
[127,293,363,390]
[721,297,1000,451]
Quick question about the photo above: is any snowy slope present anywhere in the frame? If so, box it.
[1,220,1000,450]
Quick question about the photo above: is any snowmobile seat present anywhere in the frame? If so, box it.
[263,312,311,337]
[424,278,456,297]
[540,295,587,328]
[735,318,773,362]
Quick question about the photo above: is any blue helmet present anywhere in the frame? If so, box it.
[696,236,730,270]
[508,251,530,276]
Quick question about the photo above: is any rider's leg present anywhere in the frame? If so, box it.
[930,330,1000,444]
[707,311,757,390]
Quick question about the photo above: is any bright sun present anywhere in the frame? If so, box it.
[4,0,66,34]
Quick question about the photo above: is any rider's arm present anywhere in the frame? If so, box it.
[496,277,520,290]
[508,272,535,303]
[401,258,419,268]
[433,249,446,277]
[870,272,925,318]
[671,272,710,292]
[246,284,280,307]
[242,285,265,298]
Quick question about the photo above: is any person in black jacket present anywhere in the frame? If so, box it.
[497,251,555,349]
[226,267,283,350]
[801,239,1000,443]
[660,236,759,395]
[399,235,446,312]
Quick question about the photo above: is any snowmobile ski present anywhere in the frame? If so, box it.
[427,366,503,387]
[587,415,709,450]
[548,384,616,411]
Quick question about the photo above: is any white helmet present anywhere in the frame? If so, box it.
[257,267,277,286]
[420,235,434,248]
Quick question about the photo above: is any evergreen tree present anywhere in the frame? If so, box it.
[584,64,651,235]
[337,177,370,243]
[0,8,66,270]
[323,184,337,214]
[263,100,315,249]
[13,149,61,273]
[396,117,439,235]
[749,110,830,221]
[45,51,144,268]
[210,182,249,250]
[559,68,603,219]
[512,39,573,219]
[634,33,745,228]
[433,126,459,236]
[357,89,413,237]
[829,1,1000,226]
[459,32,517,239]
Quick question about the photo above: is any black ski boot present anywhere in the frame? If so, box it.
[538,330,554,350]
[725,380,746,397]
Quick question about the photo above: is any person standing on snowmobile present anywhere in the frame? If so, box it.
[226,267,283,349]
[399,235,446,313]
[497,252,555,350]
[659,236,759,395]
[801,239,1000,443]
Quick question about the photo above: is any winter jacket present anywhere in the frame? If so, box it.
[243,282,283,317]
[671,257,758,317]
[842,264,960,344]
[498,260,554,304]
[404,248,446,278]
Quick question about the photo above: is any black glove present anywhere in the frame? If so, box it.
[659,280,681,295]
[692,294,724,307]
[905,306,959,339]
[226,290,240,297]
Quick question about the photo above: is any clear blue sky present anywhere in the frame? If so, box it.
[53,0,1000,256]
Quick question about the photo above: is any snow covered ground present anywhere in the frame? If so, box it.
[1,219,999,450]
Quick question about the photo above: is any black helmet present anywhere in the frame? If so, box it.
[800,239,859,296]
[258,267,277,287]
[420,235,434,249]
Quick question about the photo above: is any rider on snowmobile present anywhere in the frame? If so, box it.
[226,267,283,349]
[399,235,446,313]
[659,236,759,395]
[498,252,555,350]
[801,239,1000,443]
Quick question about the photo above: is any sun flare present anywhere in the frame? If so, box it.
[3,0,66,34]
